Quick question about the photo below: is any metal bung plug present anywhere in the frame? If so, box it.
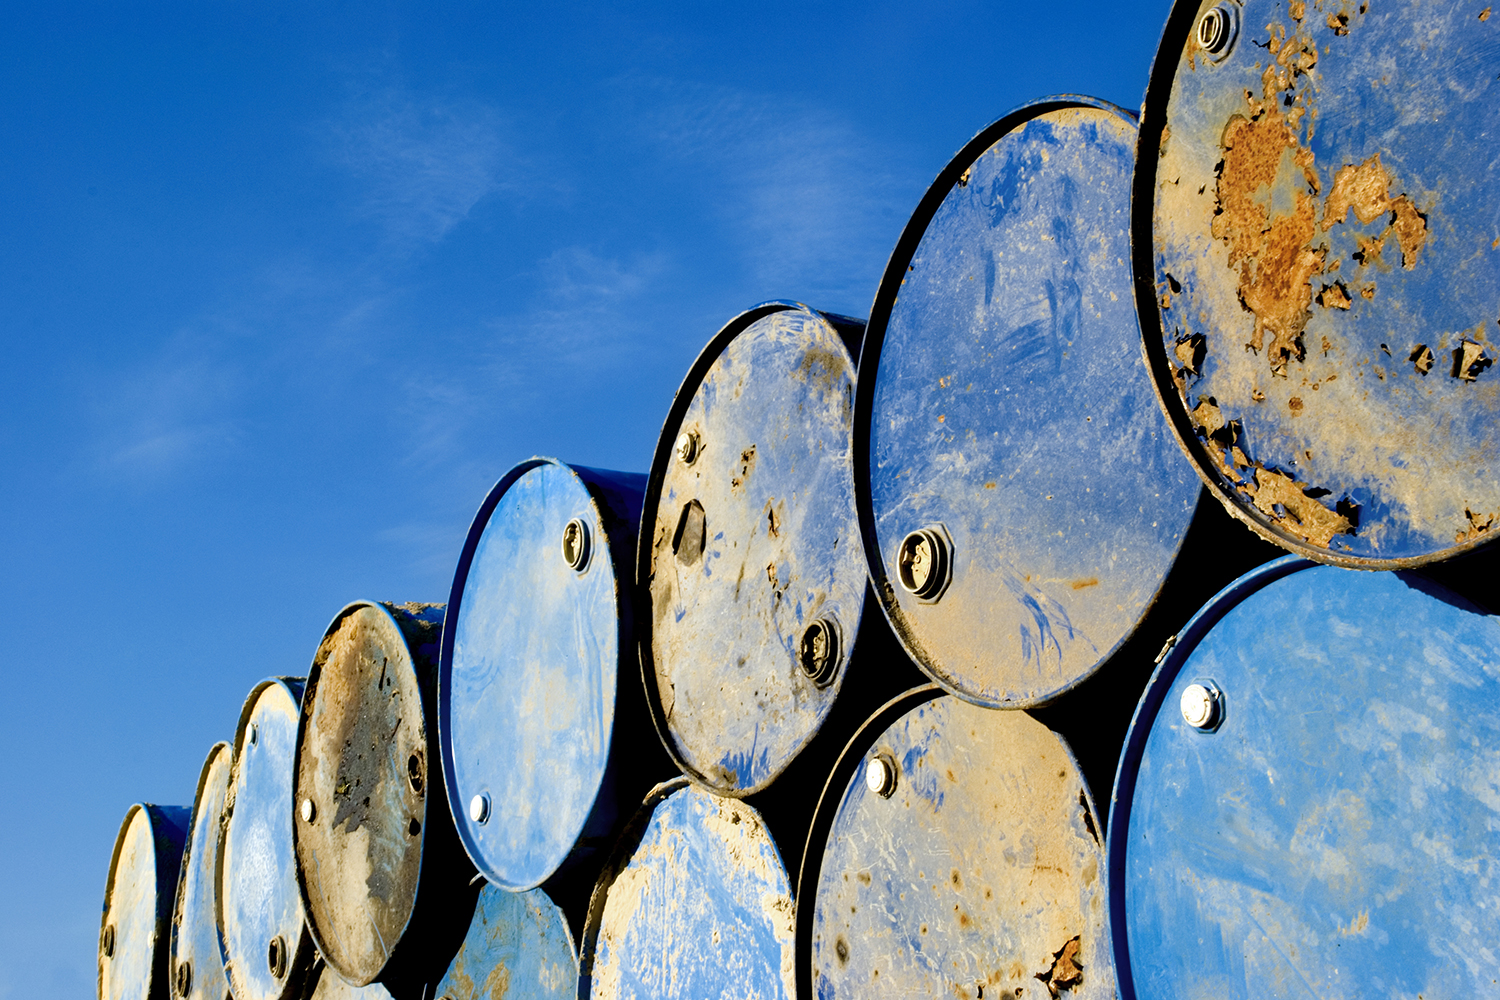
[1180,681,1223,730]
[799,618,841,686]
[1196,4,1237,59]
[248,724,258,746]
[267,936,287,980]
[174,959,192,998]
[562,518,591,572]
[469,793,491,824]
[407,751,424,794]
[300,798,315,823]
[897,526,952,602]
[866,755,897,798]
[101,923,115,958]
[675,430,700,465]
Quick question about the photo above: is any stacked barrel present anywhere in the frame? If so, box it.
[98,2,1500,999]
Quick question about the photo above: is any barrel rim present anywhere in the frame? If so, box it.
[633,300,864,797]
[851,94,1181,709]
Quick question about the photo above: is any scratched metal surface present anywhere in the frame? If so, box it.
[219,678,315,1000]
[582,781,795,1000]
[99,803,190,1000]
[810,696,1112,1000]
[430,884,577,1000]
[295,601,444,985]
[642,302,866,794]
[1109,558,1500,998]
[857,100,1201,709]
[1139,0,1500,566]
[442,459,645,889]
[169,743,233,1000]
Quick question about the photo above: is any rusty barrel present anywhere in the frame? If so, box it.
[1135,0,1500,567]
[168,743,233,1000]
[854,97,1218,714]
[98,802,191,1000]
[430,884,577,1000]
[579,779,795,1000]
[294,601,475,995]
[441,458,672,914]
[1108,556,1500,998]
[218,678,318,1000]
[799,688,1112,1000]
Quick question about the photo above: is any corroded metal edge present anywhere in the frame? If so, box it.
[853,95,1172,710]
[1129,1,1499,570]
[169,742,233,1000]
[634,302,865,798]
[1103,553,1309,1000]
[790,684,942,1000]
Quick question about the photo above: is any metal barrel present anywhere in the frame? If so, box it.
[579,779,796,1000]
[1107,557,1500,998]
[98,802,191,1000]
[294,601,476,995]
[218,678,318,1000]
[304,964,395,1000]
[440,457,674,928]
[168,743,233,1000]
[638,300,881,800]
[430,884,577,1000]
[1134,0,1500,568]
[853,97,1229,715]
[798,688,1113,1000]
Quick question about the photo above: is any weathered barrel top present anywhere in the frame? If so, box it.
[580,779,795,1000]
[430,884,577,1000]
[169,743,233,1000]
[856,98,1202,709]
[218,678,315,1000]
[640,301,867,796]
[804,690,1113,1000]
[100,803,190,1000]
[1110,557,1500,998]
[1137,0,1500,566]
[441,458,647,890]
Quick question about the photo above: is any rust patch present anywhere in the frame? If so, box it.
[1482,6,1493,19]
[1316,282,1351,310]
[1323,156,1427,268]
[1034,936,1082,999]
[1352,233,1384,267]
[1452,340,1493,381]
[1288,396,1304,414]
[1458,508,1497,544]
[1069,578,1099,590]
[730,445,756,491]
[1410,344,1435,375]
[765,501,780,539]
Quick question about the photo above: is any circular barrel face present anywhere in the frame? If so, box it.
[170,744,233,1000]
[220,679,313,1000]
[444,459,627,889]
[810,696,1112,1000]
[431,885,576,1000]
[583,782,795,1000]
[100,804,190,1000]
[305,969,394,1000]
[859,101,1201,709]
[1139,0,1500,566]
[295,602,443,986]
[1111,561,1500,999]
[643,303,865,794]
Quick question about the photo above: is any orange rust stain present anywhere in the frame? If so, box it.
[1323,155,1427,269]
[1458,508,1497,543]
[1288,396,1304,413]
[1317,282,1352,310]
[983,481,996,489]
[1360,283,1376,300]
[1482,6,1493,20]
[1070,577,1099,590]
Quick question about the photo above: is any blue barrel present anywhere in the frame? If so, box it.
[305,966,394,1000]
[99,802,191,1000]
[168,743,233,1000]
[431,885,577,1000]
[219,678,317,1000]
[1109,557,1500,997]
[639,301,877,797]
[295,601,475,992]
[580,779,795,1000]
[441,458,672,903]
[854,98,1205,710]
[802,689,1113,1000]
[1135,0,1500,567]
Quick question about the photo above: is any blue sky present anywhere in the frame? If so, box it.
[0,3,1170,995]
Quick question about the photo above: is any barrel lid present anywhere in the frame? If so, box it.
[856,98,1201,708]
[1108,557,1500,998]
[431,884,576,1000]
[1136,0,1500,567]
[219,677,314,1000]
[441,458,628,889]
[580,779,795,1000]
[640,301,866,795]
[295,601,444,986]
[170,743,233,1000]
[100,803,191,1000]
[806,692,1113,1000]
